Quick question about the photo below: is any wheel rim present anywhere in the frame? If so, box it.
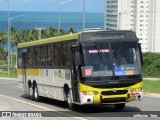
[67,92,72,109]
[34,87,38,99]
[29,87,33,96]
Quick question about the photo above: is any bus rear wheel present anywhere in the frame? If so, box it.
[114,103,125,109]
[29,85,34,101]
[66,92,75,110]
[34,86,40,102]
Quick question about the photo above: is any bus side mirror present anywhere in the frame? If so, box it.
[138,43,143,65]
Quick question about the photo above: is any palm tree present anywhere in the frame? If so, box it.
[47,27,56,37]
[0,46,7,65]
[0,32,7,46]
[68,27,75,34]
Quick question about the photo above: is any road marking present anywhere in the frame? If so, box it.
[73,117,89,120]
[0,94,56,111]
[0,94,88,120]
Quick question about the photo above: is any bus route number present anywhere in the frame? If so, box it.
[83,69,93,77]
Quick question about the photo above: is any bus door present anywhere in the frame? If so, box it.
[22,49,27,92]
[71,47,80,102]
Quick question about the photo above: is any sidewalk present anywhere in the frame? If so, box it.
[143,78,160,81]
[143,93,160,99]
[0,77,17,81]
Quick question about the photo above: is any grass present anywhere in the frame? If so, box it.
[0,71,17,78]
[143,80,160,93]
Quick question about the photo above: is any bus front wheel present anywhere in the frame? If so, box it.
[67,92,75,110]
[114,103,125,109]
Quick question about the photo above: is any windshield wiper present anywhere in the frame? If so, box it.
[115,40,126,56]
[93,42,104,70]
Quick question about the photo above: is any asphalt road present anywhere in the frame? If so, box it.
[0,78,160,120]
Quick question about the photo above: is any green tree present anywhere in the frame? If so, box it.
[0,47,7,65]
[0,32,7,46]
[142,52,160,77]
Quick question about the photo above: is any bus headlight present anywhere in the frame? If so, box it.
[130,89,134,93]
[88,91,93,95]
[135,88,139,92]
[82,91,87,95]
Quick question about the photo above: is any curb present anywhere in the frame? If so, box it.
[143,93,160,99]
[0,77,17,81]
[143,78,160,81]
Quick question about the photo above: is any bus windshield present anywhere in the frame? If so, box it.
[80,41,141,81]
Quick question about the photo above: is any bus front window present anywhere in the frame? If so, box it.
[81,42,113,77]
[111,42,141,79]
[80,41,142,81]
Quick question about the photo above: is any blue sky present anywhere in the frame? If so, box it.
[0,0,105,13]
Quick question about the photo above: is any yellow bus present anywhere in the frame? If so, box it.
[18,30,143,110]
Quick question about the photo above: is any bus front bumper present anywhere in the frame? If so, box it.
[79,91,143,105]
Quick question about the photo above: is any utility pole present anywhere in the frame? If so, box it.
[56,0,72,35]
[83,0,85,30]
[7,0,11,78]
[10,15,23,67]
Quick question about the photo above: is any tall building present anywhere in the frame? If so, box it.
[104,0,160,52]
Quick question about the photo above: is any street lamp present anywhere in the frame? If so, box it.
[83,0,85,30]
[56,0,72,35]
[7,0,11,78]
[6,0,24,77]
[10,15,24,41]
[10,15,23,68]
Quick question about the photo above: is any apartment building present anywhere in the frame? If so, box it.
[104,0,160,52]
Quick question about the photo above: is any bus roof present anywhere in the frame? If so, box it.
[18,32,80,48]
[18,30,137,48]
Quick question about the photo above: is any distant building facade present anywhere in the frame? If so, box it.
[104,0,160,52]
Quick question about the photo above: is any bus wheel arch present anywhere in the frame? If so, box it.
[32,80,36,88]
[28,80,34,100]
[27,80,32,93]
[63,84,75,110]
[63,84,70,101]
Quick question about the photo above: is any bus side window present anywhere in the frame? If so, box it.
[28,48,34,67]
[47,45,53,67]
[53,44,56,67]
[62,43,70,67]
[18,49,22,68]
[54,44,59,67]
[34,47,40,67]
[40,46,48,67]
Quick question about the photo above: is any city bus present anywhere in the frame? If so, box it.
[18,30,143,110]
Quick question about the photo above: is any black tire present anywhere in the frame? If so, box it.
[34,86,40,102]
[29,86,34,101]
[114,103,125,109]
[66,91,75,110]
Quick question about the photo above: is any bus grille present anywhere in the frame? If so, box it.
[101,90,128,95]
[101,97,126,103]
